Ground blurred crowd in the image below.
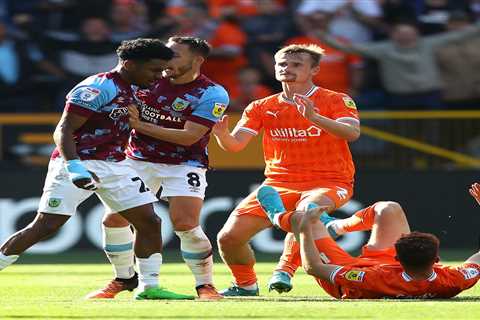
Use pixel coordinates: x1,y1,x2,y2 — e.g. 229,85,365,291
1,0,480,113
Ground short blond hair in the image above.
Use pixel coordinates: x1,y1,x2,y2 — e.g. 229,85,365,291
275,44,325,67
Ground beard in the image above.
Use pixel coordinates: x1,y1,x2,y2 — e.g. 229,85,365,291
171,61,194,78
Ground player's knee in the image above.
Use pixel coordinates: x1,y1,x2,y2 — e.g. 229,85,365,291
136,214,162,234
34,217,64,236
217,229,241,250
376,201,405,220
170,216,196,231
102,213,129,228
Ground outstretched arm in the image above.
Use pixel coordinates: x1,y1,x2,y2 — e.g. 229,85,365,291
212,115,255,152
465,183,480,264
299,210,341,281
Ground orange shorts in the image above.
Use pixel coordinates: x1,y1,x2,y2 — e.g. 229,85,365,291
232,180,353,219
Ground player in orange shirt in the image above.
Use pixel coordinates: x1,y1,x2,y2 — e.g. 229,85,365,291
255,184,480,299
212,44,360,296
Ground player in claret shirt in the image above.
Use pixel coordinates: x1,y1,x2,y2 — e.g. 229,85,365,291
86,36,229,300
0,38,194,300
212,44,360,296
256,184,480,299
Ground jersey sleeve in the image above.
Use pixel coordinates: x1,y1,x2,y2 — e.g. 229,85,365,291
331,266,380,291
234,100,263,136
450,263,480,291
189,85,230,128
328,93,360,123
65,77,117,117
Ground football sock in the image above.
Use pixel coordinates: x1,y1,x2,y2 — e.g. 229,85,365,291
136,253,162,291
331,206,376,234
175,226,214,287
229,264,257,287
0,252,19,271
103,226,135,279
275,234,301,276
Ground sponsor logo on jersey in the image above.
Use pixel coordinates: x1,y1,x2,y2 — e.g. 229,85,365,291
48,198,62,208
342,96,356,109
459,267,479,280
269,125,321,141
109,106,128,120
212,102,227,118
78,87,101,102
344,270,365,282
171,97,190,111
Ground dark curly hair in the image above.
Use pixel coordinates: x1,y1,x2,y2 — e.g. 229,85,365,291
168,36,211,58
395,231,440,270
116,38,173,61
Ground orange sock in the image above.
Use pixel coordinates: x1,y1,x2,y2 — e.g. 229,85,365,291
340,205,376,233
229,264,257,287
275,235,301,276
277,211,295,232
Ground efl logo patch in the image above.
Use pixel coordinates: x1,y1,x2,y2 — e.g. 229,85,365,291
344,270,365,282
459,267,479,280
78,87,101,102
212,103,227,118
48,198,62,208
171,97,190,111
342,96,356,109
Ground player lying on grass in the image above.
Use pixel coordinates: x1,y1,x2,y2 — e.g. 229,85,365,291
257,185,480,299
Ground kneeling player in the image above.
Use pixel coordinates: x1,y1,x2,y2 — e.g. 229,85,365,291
257,185,480,299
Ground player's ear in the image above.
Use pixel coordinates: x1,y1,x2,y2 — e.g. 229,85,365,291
394,255,399,262
123,60,136,71
434,256,440,263
311,65,320,76
194,55,205,66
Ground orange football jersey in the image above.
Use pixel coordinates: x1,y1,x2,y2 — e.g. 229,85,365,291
319,263,480,299
235,86,359,184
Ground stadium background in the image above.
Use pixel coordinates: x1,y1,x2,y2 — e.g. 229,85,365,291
1,0,480,261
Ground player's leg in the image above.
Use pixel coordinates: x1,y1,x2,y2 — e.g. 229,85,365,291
363,201,410,250
0,157,92,270
217,213,272,296
257,185,353,292
85,213,137,299
87,159,167,299
0,213,70,269
217,185,300,296
87,160,193,300
319,201,410,264
161,165,220,299
168,196,221,299
267,186,348,293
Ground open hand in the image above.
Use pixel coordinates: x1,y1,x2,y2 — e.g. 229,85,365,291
293,94,319,121
469,183,480,205
212,115,230,137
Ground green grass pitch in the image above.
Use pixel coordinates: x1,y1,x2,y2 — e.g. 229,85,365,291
2,259,480,319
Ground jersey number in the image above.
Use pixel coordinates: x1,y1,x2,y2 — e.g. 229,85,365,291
131,177,150,193
187,172,201,187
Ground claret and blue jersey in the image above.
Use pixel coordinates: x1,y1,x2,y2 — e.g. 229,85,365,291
51,71,136,162
126,74,229,168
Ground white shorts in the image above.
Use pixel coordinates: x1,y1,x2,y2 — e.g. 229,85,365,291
38,157,158,215
124,158,207,200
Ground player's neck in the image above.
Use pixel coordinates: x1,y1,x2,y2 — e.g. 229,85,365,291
404,268,435,281
117,67,133,86
169,70,201,85
281,81,316,100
